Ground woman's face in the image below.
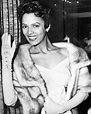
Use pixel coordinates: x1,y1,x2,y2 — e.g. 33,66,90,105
22,13,47,45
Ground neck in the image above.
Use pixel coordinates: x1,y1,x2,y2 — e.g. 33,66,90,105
30,36,53,54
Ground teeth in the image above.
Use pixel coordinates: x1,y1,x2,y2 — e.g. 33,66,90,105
29,36,34,37
28,37,36,41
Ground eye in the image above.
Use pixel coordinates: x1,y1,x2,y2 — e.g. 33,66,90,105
33,24,40,28
22,25,28,29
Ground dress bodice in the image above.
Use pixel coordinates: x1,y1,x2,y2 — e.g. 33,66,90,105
36,58,71,104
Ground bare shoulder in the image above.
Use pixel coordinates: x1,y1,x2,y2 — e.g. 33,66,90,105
57,47,69,58
53,42,69,57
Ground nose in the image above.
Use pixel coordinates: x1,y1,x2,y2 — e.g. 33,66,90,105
27,27,34,34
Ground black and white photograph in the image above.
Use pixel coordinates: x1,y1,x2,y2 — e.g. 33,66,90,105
0,0,91,114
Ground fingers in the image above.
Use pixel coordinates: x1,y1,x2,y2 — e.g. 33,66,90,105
8,34,11,46
12,40,16,50
2,33,16,48
2,33,10,45
1,33,6,45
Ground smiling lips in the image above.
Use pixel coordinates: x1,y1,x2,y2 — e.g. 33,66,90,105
28,36,37,41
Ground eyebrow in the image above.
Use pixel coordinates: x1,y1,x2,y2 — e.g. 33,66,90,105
22,22,40,25
22,23,27,26
22,22,41,26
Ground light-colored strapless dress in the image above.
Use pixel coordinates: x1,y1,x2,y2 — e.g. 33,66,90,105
36,58,71,114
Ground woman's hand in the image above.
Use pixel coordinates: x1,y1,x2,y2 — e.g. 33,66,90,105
1,33,16,68
44,95,64,114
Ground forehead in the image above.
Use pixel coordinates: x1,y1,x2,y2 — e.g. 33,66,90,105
22,13,44,25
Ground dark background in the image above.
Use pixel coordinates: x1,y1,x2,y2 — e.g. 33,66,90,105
20,0,91,45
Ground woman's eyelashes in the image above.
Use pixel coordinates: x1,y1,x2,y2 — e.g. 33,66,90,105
22,23,40,30
22,24,28,29
33,24,40,28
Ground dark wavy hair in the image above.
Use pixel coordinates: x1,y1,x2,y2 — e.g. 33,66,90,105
18,0,52,28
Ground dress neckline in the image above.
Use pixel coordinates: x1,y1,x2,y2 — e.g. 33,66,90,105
35,57,68,70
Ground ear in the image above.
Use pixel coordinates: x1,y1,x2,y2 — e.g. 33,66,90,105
46,24,51,32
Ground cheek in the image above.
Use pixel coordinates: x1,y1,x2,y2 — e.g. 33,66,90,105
38,28,46,35
22,29,27,35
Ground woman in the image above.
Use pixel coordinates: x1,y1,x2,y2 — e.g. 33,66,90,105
1,1,91,114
